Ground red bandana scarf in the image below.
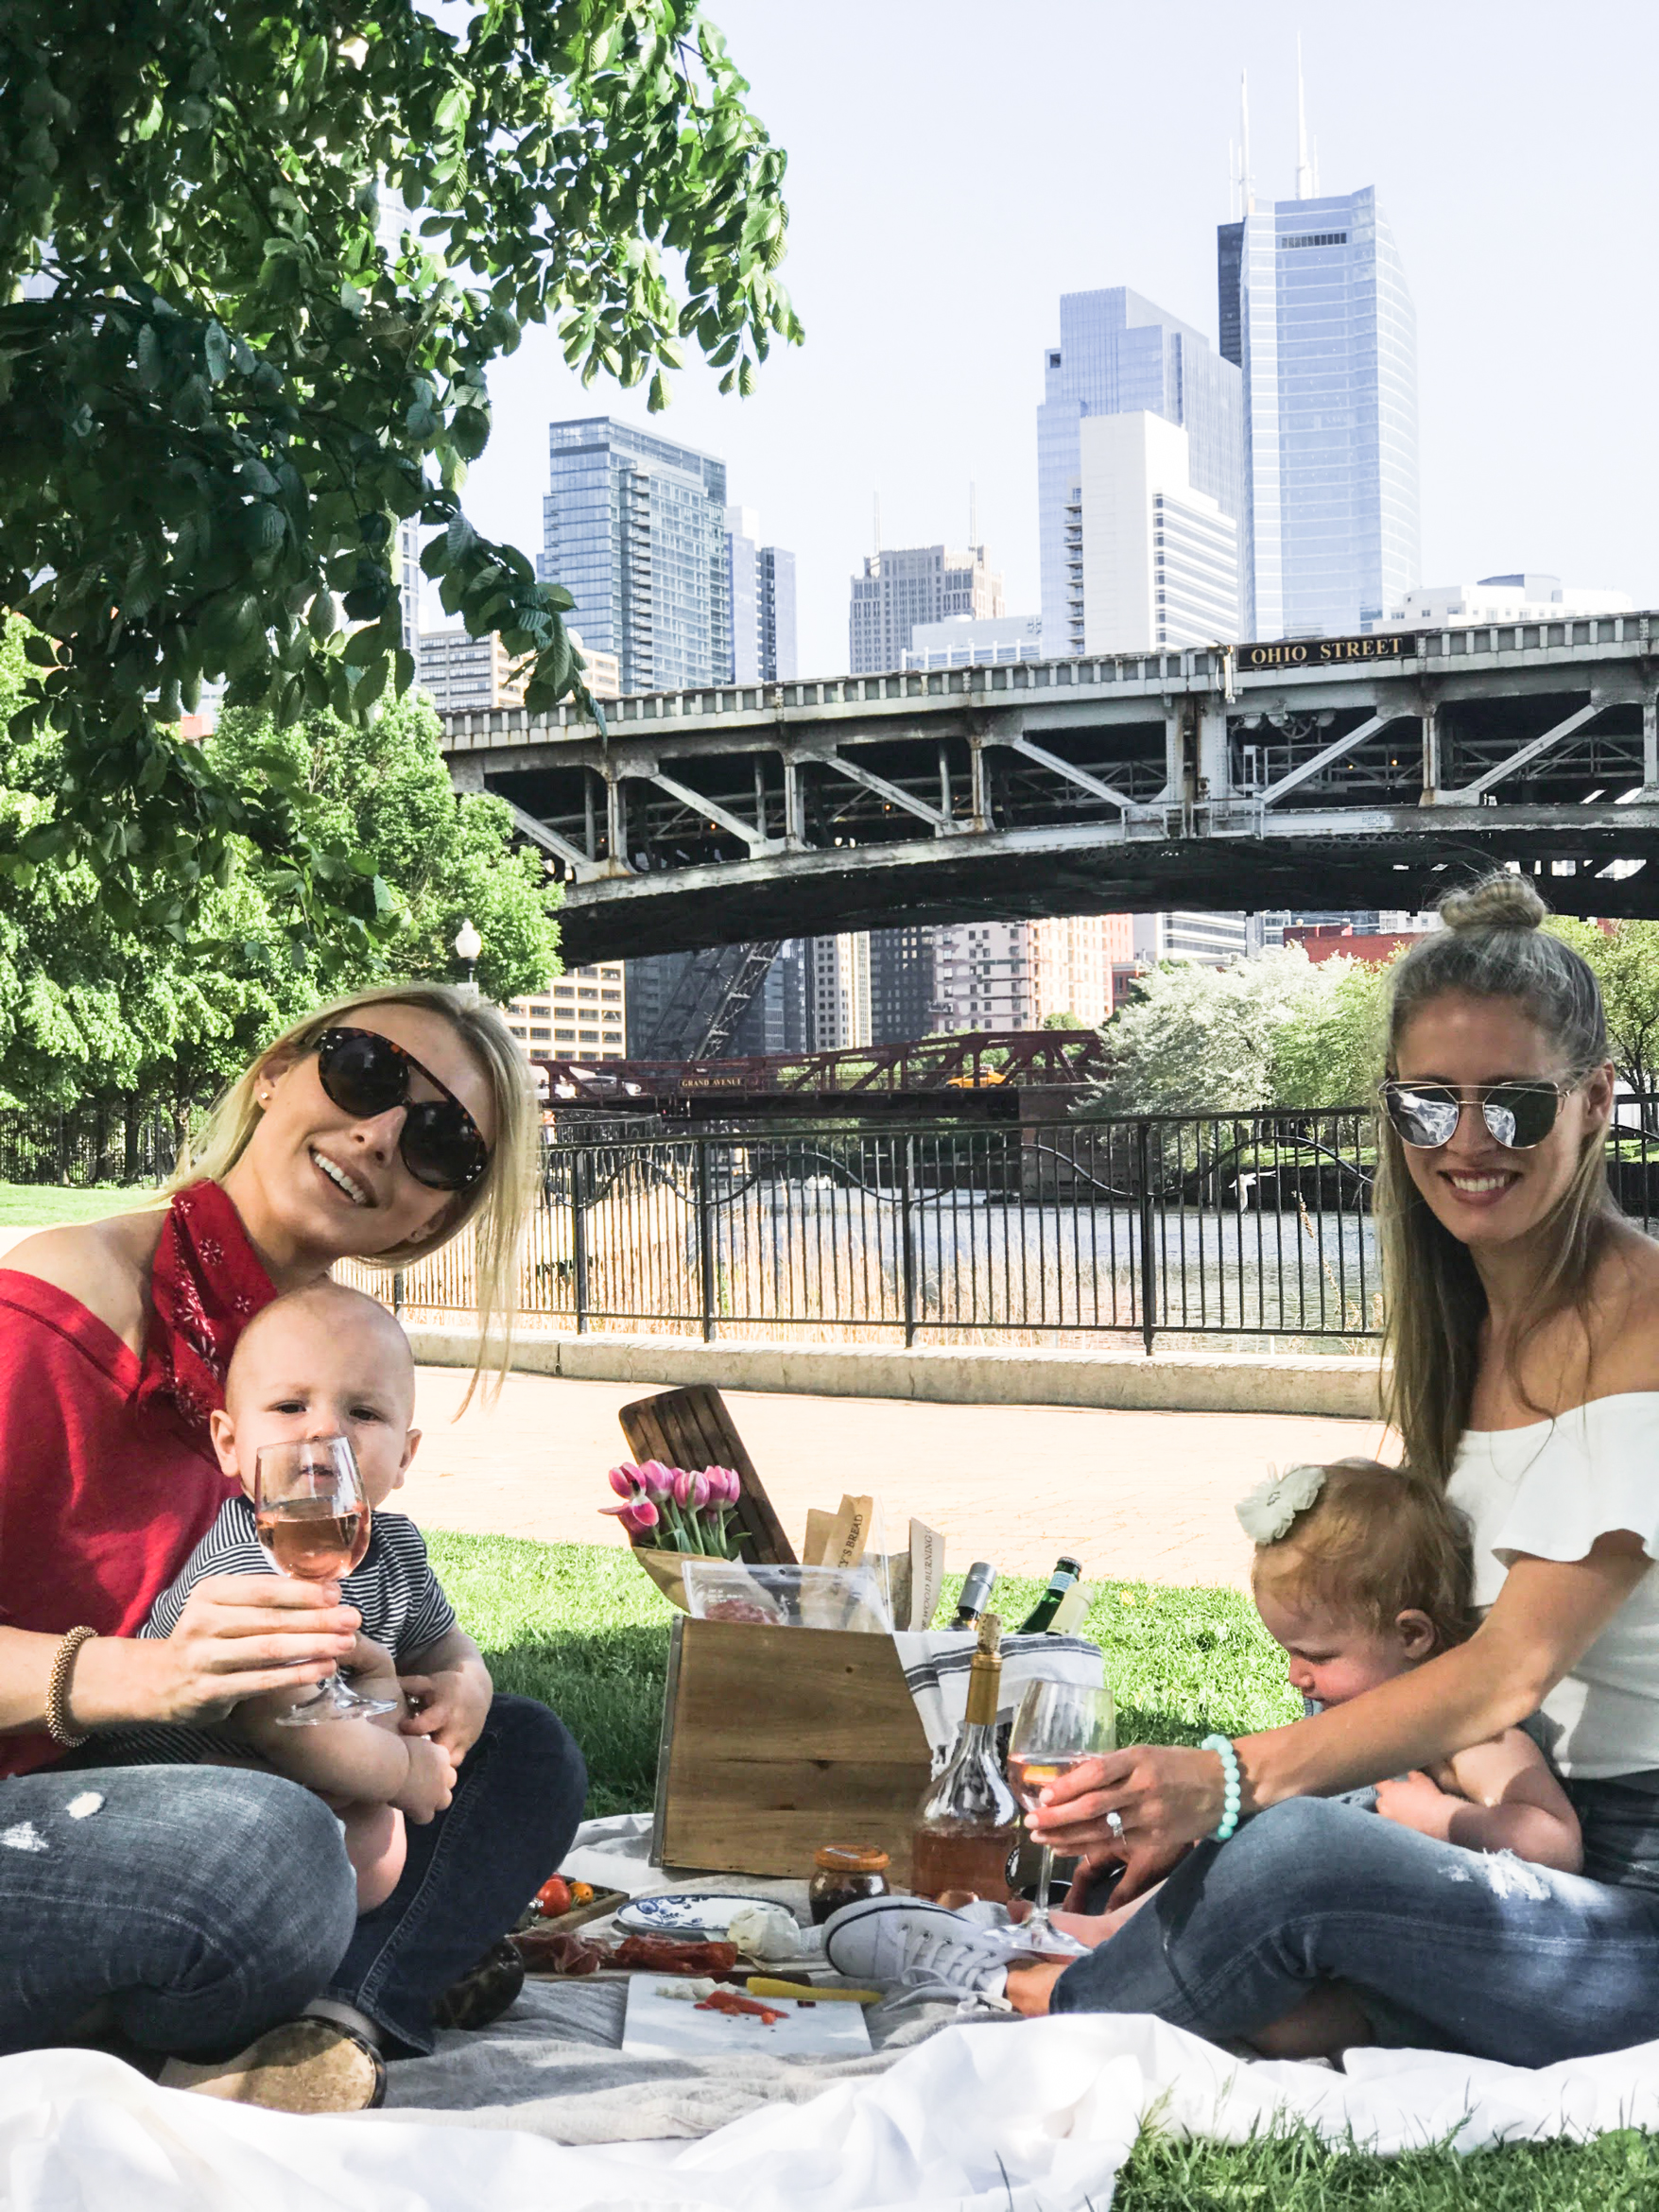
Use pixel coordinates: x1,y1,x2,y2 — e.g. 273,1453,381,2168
135,1181,278,1443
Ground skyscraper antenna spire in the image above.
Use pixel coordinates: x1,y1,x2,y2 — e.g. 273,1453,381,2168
1238,70,1254,215
969,480,978,552
1295,36,1313,200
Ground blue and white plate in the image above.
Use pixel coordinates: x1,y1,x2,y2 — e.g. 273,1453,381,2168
614,1891,785,1939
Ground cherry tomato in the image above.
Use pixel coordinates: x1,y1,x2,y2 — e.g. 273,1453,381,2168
535,1875,573,1917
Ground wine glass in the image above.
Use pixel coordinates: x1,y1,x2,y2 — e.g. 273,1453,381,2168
252,1436,397,1726
1007,1678,1116,1951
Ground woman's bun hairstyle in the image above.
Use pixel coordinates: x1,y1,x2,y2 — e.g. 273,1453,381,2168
1436,872,1549,935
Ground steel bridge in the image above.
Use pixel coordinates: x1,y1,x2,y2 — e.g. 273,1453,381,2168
441,615,1659,964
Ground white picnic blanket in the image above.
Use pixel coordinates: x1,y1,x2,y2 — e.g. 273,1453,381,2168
9,2013,1659,2211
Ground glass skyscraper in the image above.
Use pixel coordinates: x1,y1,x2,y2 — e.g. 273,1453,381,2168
724,507,798,682
1217,187,1420,639
1036,288,1243,654
541,417,729,693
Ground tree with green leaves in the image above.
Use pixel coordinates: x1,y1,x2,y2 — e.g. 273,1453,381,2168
210,691,562,1004
0,2,799,957
1088,946,1390,1115
0,621,560,1149
1547,919,1659,1094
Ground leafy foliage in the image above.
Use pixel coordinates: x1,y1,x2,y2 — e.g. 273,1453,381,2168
0,1,799,945
1090,947,1391,1115
0,623,559,1121
1547,919,1659,1090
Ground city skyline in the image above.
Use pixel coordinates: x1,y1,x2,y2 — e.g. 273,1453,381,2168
456,0,1658,682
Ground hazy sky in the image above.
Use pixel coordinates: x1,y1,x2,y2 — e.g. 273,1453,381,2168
456,0,1659,680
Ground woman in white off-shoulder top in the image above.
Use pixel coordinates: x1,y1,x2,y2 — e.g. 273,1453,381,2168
1012,872,1659,2062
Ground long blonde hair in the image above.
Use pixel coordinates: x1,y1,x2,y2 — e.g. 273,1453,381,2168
1377,873,1617,1484
170,982,538,1395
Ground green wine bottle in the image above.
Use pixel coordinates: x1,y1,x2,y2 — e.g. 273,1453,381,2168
1015,1555,1082,1635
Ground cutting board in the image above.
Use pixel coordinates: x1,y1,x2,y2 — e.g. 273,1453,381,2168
621,1975,872,2059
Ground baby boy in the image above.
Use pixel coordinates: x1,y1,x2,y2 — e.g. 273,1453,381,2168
126,1280,492,1910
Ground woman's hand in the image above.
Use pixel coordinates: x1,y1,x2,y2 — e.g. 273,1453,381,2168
118,1573,361,1725
1027,1744,1230,1867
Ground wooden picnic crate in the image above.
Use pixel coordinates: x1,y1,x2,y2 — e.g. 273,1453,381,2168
619,1383,797,1565
651,1616,934,1884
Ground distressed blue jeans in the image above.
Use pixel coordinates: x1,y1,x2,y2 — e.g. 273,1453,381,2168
0,1762,357,2059
9,1692,587,2062
1050,1785,1659,2065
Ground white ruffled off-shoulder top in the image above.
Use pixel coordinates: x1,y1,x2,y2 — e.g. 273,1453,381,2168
1448,1393,1659,1779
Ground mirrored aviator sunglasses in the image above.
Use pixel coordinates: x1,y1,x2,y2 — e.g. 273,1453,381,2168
312,1028,491,1193
1378,1078,1574,1153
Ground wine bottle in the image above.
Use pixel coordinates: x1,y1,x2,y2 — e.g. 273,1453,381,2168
1046,1580,1090,1636
910,1613,1021,1900
1016,1555,1082,1635
951,1561,997,1630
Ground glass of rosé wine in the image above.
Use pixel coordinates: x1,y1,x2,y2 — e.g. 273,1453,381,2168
1007,1679,1116,1950
253,1436,397,1725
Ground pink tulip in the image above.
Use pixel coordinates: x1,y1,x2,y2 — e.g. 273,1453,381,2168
636,1460,674,1500
674,1468,711,1512
598,1498,660,1535
714,1466,742,1504
608,1465,643,1498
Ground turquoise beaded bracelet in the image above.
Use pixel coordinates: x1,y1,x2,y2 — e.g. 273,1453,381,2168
1201,1734,1242,1841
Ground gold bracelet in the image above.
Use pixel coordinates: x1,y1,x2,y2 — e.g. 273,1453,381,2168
45,1626,97,1750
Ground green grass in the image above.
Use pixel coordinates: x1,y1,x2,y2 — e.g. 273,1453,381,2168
0,1182,158,1227
429,1532,1650,2202
1114,2124,1659,2208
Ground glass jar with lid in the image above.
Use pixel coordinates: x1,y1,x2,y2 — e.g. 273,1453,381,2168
807,1844,890,1925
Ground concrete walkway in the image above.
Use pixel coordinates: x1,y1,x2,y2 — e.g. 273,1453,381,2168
402,1365,1391,1591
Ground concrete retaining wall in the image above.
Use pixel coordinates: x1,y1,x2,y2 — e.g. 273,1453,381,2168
404,1326,1387,1421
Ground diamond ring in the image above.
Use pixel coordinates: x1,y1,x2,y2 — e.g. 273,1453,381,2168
1107,1810,1125,1839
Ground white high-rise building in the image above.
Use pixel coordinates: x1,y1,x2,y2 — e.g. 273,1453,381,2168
931,922,1031,1032
808,935,872,1048
1075,413,1239,655
1132,912,1263,967
1375,576,1633,631
903,613,1045,670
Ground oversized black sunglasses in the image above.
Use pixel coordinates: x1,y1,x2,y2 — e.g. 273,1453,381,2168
309,1027,490,1193
1377,1075,1585,1153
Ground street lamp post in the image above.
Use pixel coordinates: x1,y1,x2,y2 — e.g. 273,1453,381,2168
454,918,482,1001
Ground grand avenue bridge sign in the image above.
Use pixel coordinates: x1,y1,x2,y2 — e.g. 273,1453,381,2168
440,616,1659,965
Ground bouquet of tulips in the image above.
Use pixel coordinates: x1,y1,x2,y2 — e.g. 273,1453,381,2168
601,1460,745,1560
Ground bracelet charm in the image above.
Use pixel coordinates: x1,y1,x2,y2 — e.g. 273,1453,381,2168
45,1626,97,1750
1201,1733,1243,1841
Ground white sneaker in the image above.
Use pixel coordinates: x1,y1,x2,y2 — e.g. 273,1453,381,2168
822,1896,1011,2005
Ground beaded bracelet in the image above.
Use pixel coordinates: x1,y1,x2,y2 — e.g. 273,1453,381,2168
1201,1733,1243,1841
45,1626,97,1750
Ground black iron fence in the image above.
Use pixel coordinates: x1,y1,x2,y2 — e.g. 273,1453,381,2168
365,1111,1389,1351
26,1098,1659,1354
0,1107,180,1188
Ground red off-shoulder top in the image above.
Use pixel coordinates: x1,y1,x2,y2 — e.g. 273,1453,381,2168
0,1180,275,1777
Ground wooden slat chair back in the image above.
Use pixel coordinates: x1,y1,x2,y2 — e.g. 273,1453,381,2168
618,1384,797,1565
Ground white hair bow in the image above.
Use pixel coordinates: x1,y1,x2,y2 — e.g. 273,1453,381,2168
1236,1464,1327,1547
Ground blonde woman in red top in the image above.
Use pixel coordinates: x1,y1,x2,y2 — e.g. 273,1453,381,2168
0,985,584,2110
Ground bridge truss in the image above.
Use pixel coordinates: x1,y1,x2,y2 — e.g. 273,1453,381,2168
441,616,1659,963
